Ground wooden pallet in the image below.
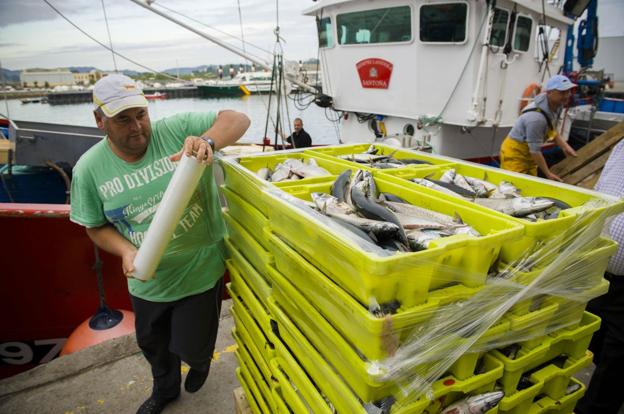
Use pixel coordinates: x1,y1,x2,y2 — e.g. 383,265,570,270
551,121,624,189
234,387,252,414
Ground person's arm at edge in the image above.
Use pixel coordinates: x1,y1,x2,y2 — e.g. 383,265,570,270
86,224,138,278
553,132,577,157
530,151,562,182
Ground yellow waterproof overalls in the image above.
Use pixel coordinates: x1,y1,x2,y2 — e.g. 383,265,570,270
500,108,556,176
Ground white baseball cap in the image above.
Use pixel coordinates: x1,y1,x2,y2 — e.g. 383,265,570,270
93,74,148,117
545,74,576,92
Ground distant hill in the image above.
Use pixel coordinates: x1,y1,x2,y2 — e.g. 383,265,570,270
162,65,212,75
68,66,99,73
1,68,21,83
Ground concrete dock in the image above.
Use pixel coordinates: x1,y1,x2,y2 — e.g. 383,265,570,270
0,300,238,414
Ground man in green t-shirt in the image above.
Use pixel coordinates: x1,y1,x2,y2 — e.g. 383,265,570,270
70,74,250,414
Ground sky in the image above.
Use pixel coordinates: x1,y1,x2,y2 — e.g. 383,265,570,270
0,0,320,72
1,0,622,73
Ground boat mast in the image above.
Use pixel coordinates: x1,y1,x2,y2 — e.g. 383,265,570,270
128,0,318,94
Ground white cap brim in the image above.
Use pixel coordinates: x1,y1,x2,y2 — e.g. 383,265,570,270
97,94,149,117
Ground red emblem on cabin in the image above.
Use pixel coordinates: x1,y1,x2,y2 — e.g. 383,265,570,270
356,58,393,89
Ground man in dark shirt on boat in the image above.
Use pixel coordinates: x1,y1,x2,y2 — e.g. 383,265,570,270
70,74,250,414
286,118,312,148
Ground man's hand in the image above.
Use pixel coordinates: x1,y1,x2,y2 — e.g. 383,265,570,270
122,248,139,280
546,171,563,182
170,136,213,165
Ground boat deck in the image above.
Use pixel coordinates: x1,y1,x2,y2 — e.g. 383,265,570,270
0,300,238,414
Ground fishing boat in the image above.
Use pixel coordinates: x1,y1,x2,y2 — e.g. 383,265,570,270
144,91,167,100
302,0,615,160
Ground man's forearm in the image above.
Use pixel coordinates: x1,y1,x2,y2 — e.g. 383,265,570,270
530,151,551,176
86,224,136,258
203,110,251,150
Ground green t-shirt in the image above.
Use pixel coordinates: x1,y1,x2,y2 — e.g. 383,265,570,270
70,112,227,302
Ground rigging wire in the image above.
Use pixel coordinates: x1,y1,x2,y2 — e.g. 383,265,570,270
538,0,552,81
236,0,247,57
100,0,118,72
153,2,273,60
43,0,179,80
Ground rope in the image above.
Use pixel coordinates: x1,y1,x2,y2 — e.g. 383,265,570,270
43,0,179,80
100,0,118,72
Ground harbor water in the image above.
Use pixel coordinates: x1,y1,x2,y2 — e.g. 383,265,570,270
1,95,341,145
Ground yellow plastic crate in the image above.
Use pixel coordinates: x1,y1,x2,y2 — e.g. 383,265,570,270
497,351,592,414
490,312,600,396
223,212,274,278
231,307,274,384
222,185,270,250
268,233,481,360
233,330,276,413
236,349,274,414
226,275,271,337
268,296,504,412
271,384,298,414
236,368,264,414
268,178,524,307
378,166,624,262
528,378,586,414
305,143,456,171
226,246,272,309
270,357,333,414
220,151,355,216
270,267,507,402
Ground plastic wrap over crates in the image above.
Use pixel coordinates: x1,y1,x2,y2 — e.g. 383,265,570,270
219,151,623,413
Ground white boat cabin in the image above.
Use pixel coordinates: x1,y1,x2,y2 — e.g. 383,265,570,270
304,0,573,159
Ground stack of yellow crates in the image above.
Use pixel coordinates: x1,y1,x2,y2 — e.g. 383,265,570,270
219,144,622,414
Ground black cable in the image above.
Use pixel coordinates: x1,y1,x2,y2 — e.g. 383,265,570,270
43,0,179,80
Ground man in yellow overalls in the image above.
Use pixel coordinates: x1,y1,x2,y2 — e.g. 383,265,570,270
500,75,577,181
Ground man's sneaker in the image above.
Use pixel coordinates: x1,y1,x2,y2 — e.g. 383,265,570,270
136,394,179,414
184,368,210,393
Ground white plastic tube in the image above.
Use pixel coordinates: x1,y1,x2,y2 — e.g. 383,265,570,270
132,154,206,280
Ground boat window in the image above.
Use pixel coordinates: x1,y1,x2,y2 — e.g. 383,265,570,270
420,3,467,43
337,6,412,45
513,15,533,52
489,8,509,47
317,17,334,48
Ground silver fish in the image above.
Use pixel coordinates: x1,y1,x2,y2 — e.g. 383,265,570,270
452,173,477,197
411,178,466,199
351,181,408,244
406,229,449,250
474,197,554,217
269,162,291,182
339,153,389,163
312,193,400,239
465,173,498,194
256,167,271,181
285,158,331,179
463,176,492,197
440,391,504,414
331,170,352,203
384,201,462,228
307,157,319,167
440,169,456,183
490,180,521,199
394,212,451,230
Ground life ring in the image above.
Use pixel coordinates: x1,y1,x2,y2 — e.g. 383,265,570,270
519,82,542,113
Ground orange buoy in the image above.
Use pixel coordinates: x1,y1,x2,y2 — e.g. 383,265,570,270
61,308,135,356
61,245,135,356
519,82,542,113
